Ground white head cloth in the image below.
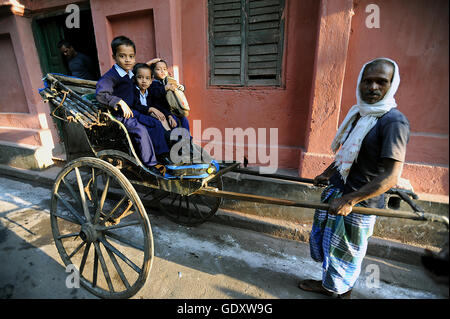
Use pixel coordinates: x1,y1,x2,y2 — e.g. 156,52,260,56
331,57,400,182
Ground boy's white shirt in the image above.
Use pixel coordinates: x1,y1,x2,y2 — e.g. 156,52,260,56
114,63,133,79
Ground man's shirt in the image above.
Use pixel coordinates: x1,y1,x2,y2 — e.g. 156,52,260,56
68,52,96,80
330,108,410,208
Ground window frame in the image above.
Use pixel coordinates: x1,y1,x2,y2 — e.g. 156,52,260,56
208,0,286,87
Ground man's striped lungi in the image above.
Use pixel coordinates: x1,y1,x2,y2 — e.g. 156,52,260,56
309,185,377,294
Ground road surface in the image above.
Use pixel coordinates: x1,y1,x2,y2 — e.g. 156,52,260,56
0,175,448,300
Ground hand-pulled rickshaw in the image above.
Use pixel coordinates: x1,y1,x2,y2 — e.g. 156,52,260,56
39,74,448,299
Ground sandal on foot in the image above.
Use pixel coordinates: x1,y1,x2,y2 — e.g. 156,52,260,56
298,280,352,299
298,280,334,297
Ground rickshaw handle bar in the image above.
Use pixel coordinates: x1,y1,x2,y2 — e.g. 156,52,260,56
195,188,449,228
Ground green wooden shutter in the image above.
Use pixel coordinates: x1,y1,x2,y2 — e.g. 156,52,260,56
247,0,285,85
209,0,285,86
209,0,243,85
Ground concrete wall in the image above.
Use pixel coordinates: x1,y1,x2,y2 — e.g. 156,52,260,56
298,0,354,178
0,33,28,113
181,0,320,169
0,0,448,196
89,0,321,171
90,0,183,80
341,0,449,195
0,11,55,169
299,0,449,196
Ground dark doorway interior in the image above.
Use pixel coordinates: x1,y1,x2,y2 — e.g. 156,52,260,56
32,6,101,158
33,8,100,80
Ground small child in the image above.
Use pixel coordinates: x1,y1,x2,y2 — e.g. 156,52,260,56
133,63,171,131
132,63,172,164
95,36,163,174
149,60,190,133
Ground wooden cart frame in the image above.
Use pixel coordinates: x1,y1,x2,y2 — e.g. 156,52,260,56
39,74,448,299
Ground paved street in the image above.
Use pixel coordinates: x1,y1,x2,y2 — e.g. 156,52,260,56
0,175,448,300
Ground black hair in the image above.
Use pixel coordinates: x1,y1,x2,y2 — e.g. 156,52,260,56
364,59,395,81
57,40,73,49
111,36,136,56
132,63,152,83
149,59,167,72
366,59,394,70
149,59,167,78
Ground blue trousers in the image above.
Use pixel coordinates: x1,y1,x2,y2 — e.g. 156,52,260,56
135,113,170,155
117,113,157,167
169,116,192,145
177,116,190,132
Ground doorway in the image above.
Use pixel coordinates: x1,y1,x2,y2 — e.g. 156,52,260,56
32,4,101,159
32,5,100,79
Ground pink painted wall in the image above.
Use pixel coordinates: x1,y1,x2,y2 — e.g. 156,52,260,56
0,33,28,113
90,0,182,78
180,0,320,168
107,9,157,64
299,0,354,179
342,0,449,161
23,0,86,12
340,0,449,193
2,0,446,194
0,13,57,149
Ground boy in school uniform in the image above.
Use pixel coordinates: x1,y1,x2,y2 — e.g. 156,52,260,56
95,36,164,174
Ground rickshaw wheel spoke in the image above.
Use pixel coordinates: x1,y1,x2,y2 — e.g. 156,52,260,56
156,177,223,226
50,157,154,299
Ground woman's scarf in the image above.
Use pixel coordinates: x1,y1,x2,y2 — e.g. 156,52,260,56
331,58,400,182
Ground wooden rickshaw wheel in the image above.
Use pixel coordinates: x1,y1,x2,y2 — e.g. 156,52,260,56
50,157,153,299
